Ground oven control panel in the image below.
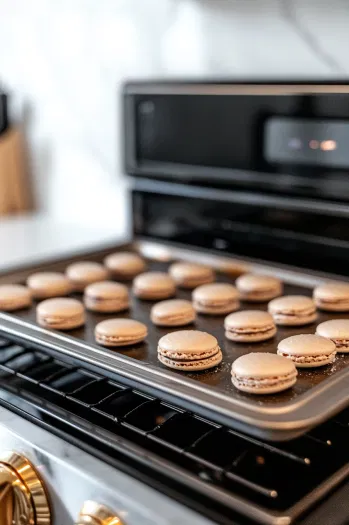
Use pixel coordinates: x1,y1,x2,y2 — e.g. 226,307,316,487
0,406,212,525
124,81,349,202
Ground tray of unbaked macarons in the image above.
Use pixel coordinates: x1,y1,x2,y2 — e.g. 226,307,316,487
1,246,349,439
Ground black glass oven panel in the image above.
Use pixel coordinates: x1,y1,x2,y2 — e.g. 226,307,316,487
127,89,349,199
133,191,349,276
135,94,349,170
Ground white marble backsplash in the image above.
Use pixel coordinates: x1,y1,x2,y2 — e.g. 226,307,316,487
0,0,348,227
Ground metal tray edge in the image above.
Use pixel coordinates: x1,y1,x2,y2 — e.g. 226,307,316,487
1,313,349,442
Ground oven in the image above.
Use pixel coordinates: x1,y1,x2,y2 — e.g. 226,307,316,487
1,81,349,525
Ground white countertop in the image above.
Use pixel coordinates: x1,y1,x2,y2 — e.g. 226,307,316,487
0,213,129,273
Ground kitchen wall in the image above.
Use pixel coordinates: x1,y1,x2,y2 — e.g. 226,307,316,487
0,0,348,227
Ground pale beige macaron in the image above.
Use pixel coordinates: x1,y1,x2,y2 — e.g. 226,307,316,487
84,281,129,313
277,334,336,368
313,282,349,312
37,298,85,330
225,310,276,343
316,319,349,353
151,299,196,327
66,261,109,292
133,272,176,300
104,251,146,280
95,318,147,347
157,330,222,371
232,353,297,394
169,262,215,289
27,272,72,299
236,274,283,302
268,295,317,326
0,284,32,311
193,283,239,315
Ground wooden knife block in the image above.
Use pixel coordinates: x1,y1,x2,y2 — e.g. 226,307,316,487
0,127,33,216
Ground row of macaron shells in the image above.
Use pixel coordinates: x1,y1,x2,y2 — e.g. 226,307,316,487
33,257,349,395
1,253,349,395
1,251,349,316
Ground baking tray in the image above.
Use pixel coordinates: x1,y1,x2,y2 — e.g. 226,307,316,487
1,240,349,442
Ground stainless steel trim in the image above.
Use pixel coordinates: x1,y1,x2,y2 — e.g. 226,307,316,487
124,82,349,96
136,239,348,289
133,178,349,218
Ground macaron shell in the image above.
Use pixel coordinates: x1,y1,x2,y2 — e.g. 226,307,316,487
239,289,282,302
225,310,275,329
96,333,146,347
95,318,147,347
38,315,85,331
169,263,215,289
84,296,129,313
225,326,276,342
151,299,195,326
236,274,282,302
316,319,349,352
316,319,349,338
313,282,349,311
194,301,239,315
158,349,222,371
84,281,129,312
315,299,349,312
85,281,128,298
158,347,219,361
277,334,336,356
231,353,297,394
133,272,176,300
193,283,239,314
282,355,336,368
224,310,276,342
37,298,85,330
277,334,336,367
104,252,146,279
66,262,109,291
268,295,316,314
27,272,72,298
231,375,297,394
271,311,317,326
236,273,282,291
178,277,214,289
158,330,218,355
0,284,32,311
232,352,296,379
193,282,239,300
314,282,349,299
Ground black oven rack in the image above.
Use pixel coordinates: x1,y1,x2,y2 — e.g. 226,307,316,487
0,336,349,525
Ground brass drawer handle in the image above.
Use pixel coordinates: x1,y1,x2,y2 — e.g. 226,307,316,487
0,451,51,525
